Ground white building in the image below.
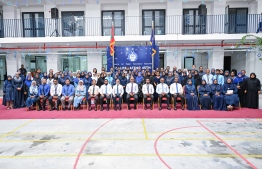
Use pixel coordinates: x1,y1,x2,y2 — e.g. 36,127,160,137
0,0,262,80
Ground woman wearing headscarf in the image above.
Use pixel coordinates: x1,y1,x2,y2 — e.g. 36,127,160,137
211,68,216,76
222,78,239,111
83,73,92,99
220,69,224,76
242,73,261,109
165,72,174,87
210,79,225,110
198,80,212,110
185,79,199,110
80,71,85,78
73,80,86,110
12,72,24,108
74,73,81,87
97,73,105,87
58,73,66,86
3,75,14,109
194,70,202,89
23,75,32,102
182,73,194,87
180,71,187,86
64,71,69,79
17,69,25,82
68,73,75,86
42,72,48,80
233,72,246,107
25,81,38,110
34,73,42,87
224,70,230,83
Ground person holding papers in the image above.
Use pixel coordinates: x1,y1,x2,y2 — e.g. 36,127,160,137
222,78,239,111
99,79,112,111
142,78,154,110
156,78,171,110
170,77,184,110
112,79,124,110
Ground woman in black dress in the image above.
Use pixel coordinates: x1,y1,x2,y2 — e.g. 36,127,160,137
12,72,24,108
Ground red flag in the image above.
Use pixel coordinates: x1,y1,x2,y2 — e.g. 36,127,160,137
110,22,115,57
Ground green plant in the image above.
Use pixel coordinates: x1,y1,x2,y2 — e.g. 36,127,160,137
237,34,262,48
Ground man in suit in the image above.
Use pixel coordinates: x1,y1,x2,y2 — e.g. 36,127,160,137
156,78,171,110
142,78,154,110
99,79,112,111
170,77,184,110
88,79,100,111
112,79,124,110
126,77,138,110
202,69,213,85
36,78,50,111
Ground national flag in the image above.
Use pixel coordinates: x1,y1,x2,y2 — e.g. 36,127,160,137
110,22,115,57
150,22,156,57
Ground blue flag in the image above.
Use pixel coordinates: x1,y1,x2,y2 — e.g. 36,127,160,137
150,26,156,57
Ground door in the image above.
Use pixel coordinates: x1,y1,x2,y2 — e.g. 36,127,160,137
22,13,45,37
0,55,7,81
62,11,85,37
224,56,231,71
224,6,229,33
35,56,47,73
228,8,248,34
159,54,164,69
184,57,195,70
183,9,204,34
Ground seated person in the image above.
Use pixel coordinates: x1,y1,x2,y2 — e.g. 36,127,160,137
61,79,75,111
126,77,138,110
87,79,100,111
36,78,50,111
170,77,184,110
185,79,199,110
210,79,225,110
198,80,212,110
26,81,38,110
222,78,240,111
112,79,124,110
73,80,86,110
156,77,171,110
48,78,62,111
142,78,154,110
99,79,112,111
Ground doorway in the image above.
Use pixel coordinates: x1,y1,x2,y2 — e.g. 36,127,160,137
184,57,195,70
25,55,47,74
224,56,231,71
0,55,7,82
159,54,164,69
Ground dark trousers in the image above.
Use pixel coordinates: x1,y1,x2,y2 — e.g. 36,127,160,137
126,94,138,107
113,95,122,107
158,94,170,107
88,96,99,107
48,96,61,109
36,96,49,109
143,94,154,107
100,94,111,108
172,94,184,107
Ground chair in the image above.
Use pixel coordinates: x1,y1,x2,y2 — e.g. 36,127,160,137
171,96,182,109
111,97,123,109
158,97,168,108
59,97,73,110
36,98,49,110
87,97,97,110
100,97,112,109
72,97,87,110
126,97,137,109
143,97,154,109
49,98,59,111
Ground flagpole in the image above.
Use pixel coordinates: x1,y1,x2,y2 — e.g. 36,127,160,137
152,21,154,71
112,21,115,70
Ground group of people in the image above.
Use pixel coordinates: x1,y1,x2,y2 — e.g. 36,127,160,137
2,64,261,111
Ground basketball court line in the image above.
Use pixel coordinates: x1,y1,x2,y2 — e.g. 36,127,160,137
141,118,149,140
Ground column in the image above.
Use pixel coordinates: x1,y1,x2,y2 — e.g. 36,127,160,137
165,49,182,70
6,53,19,76
208,47,224,69
127,2,140,35
87,53,102,73
257,1,262,14
86,3,101,36
211,0,226,15
245,52,262,81
46,54,59,73
166,0,182,34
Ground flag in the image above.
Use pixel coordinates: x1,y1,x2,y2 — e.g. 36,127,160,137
110,22,115,57
150,22,156,57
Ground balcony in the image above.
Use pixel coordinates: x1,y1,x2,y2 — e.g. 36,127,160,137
0,14,261,38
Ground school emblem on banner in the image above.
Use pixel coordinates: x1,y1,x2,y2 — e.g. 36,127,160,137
127,49,138,62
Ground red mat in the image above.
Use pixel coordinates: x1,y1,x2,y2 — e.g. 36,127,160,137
0,98,261,119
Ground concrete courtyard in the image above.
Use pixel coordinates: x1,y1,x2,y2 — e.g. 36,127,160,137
0,118,261,169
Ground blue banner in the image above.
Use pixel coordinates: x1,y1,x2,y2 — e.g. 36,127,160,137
107,46,159,72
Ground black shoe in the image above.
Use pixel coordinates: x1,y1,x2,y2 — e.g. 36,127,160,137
68,108,71,111
100,107,103,111
167,107,171,110
128,106,131,110
181,107,184,110
56,108,59,111
119,107,122,110
43,108,46,111
49,108,53,111
106,107,109,111
159,107,162,110
62,108,66,111
88,107,92,111
174,107,177,110
114,107,117,111
52,107,55,110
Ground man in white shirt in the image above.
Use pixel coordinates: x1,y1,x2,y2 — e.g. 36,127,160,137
88,79,100,111
48,78,62,111
156,78,171,110
202,69,213,85
112,79,124,110
99,79,112,111
170,77,184,110
142,78,154,110
126,77,138,110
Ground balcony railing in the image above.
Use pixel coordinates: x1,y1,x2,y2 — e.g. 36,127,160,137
0,14,261,38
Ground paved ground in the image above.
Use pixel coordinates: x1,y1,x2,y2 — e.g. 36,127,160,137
0,118,262,169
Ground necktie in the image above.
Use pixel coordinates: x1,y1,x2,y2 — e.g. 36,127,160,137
92,86,95,95
176,83,178,94
105,85,107,94
147,84,149,93
55,85,57,95
162,83,164,92
117,85,119,95
207,75,209,85
42,84,45,95
131,83,133,93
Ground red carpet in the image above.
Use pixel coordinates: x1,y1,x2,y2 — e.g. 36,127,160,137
0,100,261,119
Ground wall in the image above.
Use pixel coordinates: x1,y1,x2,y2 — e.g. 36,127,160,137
87,53,102,73
225,51,246,73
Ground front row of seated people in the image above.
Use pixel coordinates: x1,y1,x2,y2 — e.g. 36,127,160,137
25,76,240,111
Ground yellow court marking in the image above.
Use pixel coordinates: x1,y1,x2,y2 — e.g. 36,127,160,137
0,154,261,158
141,119,149,140
1,137,262,142
0,119,35,140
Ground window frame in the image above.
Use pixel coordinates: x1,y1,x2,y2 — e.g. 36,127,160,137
142,9,166,35
22,12,45,37
101,10,125,36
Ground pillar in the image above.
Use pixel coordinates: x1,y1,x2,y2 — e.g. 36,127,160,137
208,47,224,69
211,0,226,15
46,54,59,73
86,3,101,36
166,0,182,34
127,2,140,35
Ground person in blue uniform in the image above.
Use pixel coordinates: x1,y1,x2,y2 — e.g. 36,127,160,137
198,80,212,110
3,75,14,109
12,72,24,108
222,78,239,111
185,79,199,110
210,79,225,110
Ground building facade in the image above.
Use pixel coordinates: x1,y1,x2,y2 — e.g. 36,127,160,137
0,0,262,80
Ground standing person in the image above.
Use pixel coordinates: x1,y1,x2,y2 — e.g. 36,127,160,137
61,79,75,111
48,79,62,111
19,64,27,76
83,73,92,99
87,79,100,111
230,71,236,81
241,70,249,79
47,73,54,87
210,79,225,111
198,66,205,77
36,78,50,111
99,79,112,111
153,71,161,102
233,72,246,107
185,79,199,110
170,77,184,110
144,71,154,85
58,73,66,86
112,79,124,110
97,73,105,87
220,69,224,76
243,73,261,109
136,72,144,104
126,77,138,110
120,72,127,103
213,69,224,85
34,73,42,87
105,72,113,86
26,81,38,110
74,73,81,87
202,69,213,85
12,72,24,109
3,75,14,109
142,78,154,110
211,68,216,76
23,76,32,103
194,70,202,89
165,72,174,88
73,80,86,110
198,80,212,110
224,70,230,83
222,78,239,111
156,78,171,110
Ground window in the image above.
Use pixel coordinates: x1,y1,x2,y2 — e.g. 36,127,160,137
22,12,45,37
61,11,85,37
183,9,206,34
61,55,87,72
102,11,125,36
225,7,248,34
102,55,107,70
142,10,165,35
184,57,195,70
